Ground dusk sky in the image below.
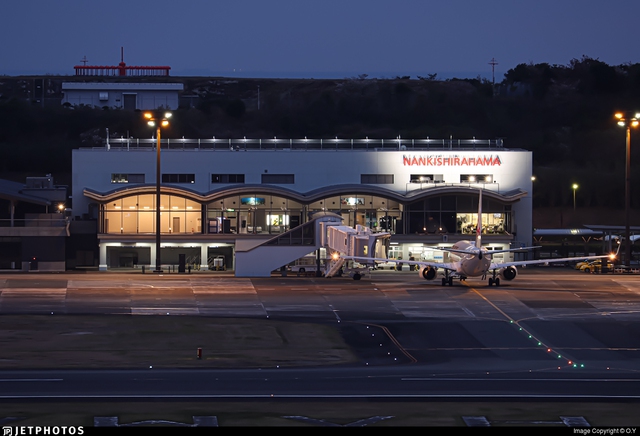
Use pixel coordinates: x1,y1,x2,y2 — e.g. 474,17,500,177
3,1,640,79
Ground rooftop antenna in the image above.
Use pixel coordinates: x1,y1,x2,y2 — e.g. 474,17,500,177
118,47,126,76
80,56,88,66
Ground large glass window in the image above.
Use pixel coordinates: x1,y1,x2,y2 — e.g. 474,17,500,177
405,194,511,235
307,194,401,234
103,194,201,234
206,194,303,235
204,193,401,235
458,212,506,235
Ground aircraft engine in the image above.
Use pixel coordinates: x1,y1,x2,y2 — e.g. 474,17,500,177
500,266,518,281
420,265,437,280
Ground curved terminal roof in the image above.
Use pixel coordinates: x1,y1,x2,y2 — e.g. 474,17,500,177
84,184,528,205
0,178,52,206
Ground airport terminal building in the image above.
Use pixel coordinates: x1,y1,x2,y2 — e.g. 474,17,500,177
71,137,533,273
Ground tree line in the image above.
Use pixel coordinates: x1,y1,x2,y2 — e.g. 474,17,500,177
0,56,638,209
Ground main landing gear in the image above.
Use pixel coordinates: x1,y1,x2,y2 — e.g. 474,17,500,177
441,277,453,286
441,271,463,286
441,272,469,286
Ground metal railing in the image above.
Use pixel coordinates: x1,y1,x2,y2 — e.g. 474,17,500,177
97,137,504,152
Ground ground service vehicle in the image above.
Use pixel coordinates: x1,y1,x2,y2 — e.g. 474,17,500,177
580,261,614,273
290,256,322,275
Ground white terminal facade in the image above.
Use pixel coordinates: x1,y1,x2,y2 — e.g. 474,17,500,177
71,138,533,274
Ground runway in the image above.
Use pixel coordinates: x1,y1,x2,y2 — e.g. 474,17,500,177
4,269,640,427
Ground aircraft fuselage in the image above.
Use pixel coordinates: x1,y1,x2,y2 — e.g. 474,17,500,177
448,240,491,278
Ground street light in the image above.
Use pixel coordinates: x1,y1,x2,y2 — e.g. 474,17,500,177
572,183,578,210
144,111,172,273
615,112,639,268
531,176,536,209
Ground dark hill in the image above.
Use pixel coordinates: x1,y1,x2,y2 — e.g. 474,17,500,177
1,56,639,222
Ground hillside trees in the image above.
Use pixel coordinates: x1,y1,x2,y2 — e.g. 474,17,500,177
1,58,640,209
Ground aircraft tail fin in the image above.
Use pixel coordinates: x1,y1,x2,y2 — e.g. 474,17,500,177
476,189,483,248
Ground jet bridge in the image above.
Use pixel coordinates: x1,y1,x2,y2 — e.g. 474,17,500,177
322,223,391,279
234,212,390,278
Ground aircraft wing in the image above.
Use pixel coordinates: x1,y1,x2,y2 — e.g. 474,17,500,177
487,246,542,255
489,253,616,270
424,245,541,256
341,255,453,271
603,235,640,242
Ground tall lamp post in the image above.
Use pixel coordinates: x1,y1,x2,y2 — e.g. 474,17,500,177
615,112,639,268
572,183,578,210
144,111,172,273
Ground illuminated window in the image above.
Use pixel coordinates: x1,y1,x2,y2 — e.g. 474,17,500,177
460,174,493,183
111,174,145,184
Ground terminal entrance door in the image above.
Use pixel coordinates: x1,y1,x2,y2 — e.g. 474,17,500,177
123,93,137,110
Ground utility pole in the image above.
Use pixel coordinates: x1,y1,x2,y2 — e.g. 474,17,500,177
489,58,498,96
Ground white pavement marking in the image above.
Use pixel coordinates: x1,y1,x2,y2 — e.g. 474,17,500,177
131,308,200,315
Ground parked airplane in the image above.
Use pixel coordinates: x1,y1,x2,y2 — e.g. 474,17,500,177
341,189,618,286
